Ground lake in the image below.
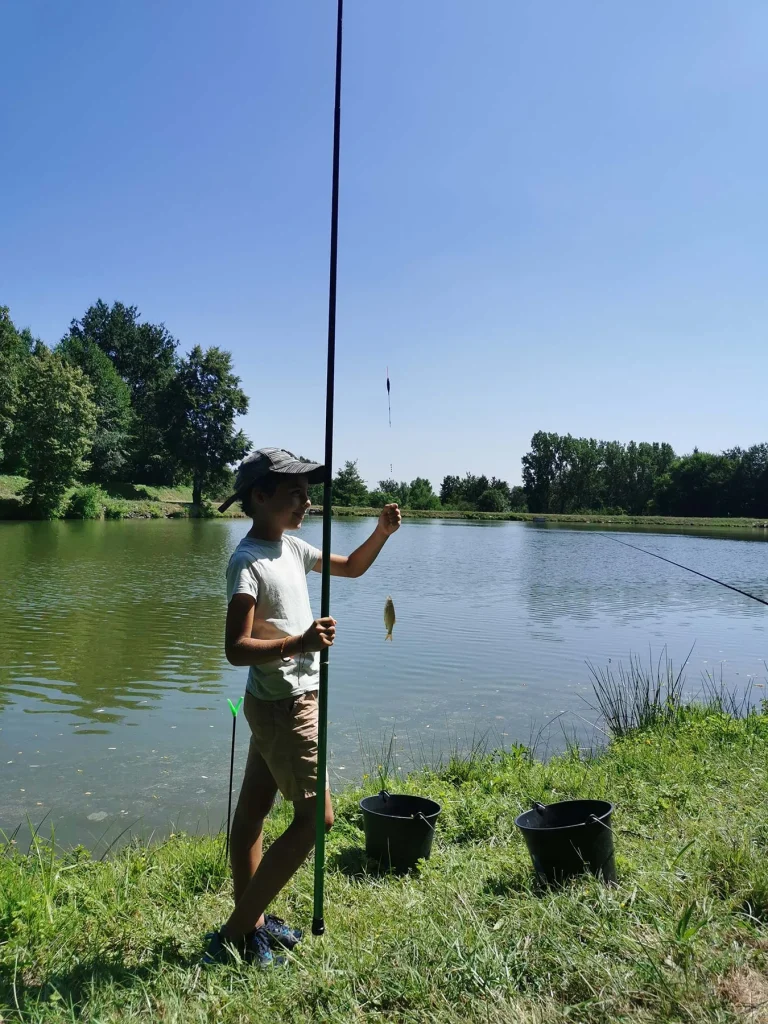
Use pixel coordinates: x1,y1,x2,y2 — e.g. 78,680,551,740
1,517,766,849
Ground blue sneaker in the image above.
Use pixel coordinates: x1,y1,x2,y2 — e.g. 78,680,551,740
264,914,302,950
202,927,284,967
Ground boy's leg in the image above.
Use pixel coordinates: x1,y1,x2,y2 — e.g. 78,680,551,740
222,789,333,940
230,742,278,905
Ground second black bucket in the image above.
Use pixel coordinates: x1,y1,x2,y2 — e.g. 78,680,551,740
515,799,617,884
360,791,441,872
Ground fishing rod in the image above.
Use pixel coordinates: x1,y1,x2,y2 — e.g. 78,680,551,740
224,696,243,860
313,0,344,939
600,533,768,607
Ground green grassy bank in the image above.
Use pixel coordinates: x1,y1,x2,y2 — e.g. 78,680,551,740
0,476,242,520
3,475,767,527
2,703,767,1022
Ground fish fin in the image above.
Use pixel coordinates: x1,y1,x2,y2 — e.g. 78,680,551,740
385,633,393,641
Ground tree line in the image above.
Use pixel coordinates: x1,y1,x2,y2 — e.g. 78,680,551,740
3,301,765,521
0,301,247,517
522,430,768,518
314,462,528,513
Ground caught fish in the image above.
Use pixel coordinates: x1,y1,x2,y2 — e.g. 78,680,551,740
384,595,396,641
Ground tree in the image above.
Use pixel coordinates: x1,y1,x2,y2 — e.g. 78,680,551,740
57,334,133,481
509,486,527,511
523,432,567,512
378,479,410,507
440,475,462,507
0,306,32,466
167,345,250,506
408,477,440,510
15,346,97,518
65,300,180,482
654,452,737,517
477,488,509,512
332,461,368,506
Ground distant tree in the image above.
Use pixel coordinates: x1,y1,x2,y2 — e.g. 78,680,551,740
408,477,440,510
509,485,528,512
332,461,369,506
15,346,97,518
57,334,133,482
477,488,509,512
65,300,180,482
653,451,737,518
166,346,250,506
522,431,559,513
367,489,393,508
440,474,462,507
378,479,410,507
0,306,33,467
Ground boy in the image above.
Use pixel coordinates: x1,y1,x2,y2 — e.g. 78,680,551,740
204,448,400,966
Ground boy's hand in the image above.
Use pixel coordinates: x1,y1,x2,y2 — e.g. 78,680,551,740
301,617,337,652
377,503,401,536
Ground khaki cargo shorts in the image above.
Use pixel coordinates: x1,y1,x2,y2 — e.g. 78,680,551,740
243,690,329,802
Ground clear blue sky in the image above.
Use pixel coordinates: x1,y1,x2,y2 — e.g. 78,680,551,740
3,1,766,488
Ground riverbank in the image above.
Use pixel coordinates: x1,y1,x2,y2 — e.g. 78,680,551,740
319,506,768,529
2,475,767,528
2,703,767,1023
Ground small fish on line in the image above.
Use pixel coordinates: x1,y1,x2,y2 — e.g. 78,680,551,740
384,595,396,641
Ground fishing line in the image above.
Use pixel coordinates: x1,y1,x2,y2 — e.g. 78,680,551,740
386,368,393,475
599,533,768,607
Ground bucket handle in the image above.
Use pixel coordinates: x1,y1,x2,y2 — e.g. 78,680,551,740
416,812,435,832
532,801,547,815
589,814,651,841
379,790,391,801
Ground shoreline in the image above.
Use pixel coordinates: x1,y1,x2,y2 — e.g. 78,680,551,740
2,474,766,529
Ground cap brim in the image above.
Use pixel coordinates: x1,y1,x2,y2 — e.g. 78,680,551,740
217,462,325,513
217,493,240,513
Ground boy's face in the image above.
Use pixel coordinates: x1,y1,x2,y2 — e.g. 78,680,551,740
251,475,311,532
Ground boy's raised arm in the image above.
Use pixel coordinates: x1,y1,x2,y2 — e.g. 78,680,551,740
313,503,401,579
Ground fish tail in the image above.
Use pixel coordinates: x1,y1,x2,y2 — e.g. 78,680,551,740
385,632,393,641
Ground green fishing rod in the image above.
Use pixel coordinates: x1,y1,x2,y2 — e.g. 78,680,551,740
313,0,344,938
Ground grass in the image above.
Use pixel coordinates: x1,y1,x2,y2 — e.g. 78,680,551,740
0,476,243,520
2,696,768,1022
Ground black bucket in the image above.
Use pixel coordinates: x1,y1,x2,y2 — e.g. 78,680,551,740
359,791,441,872
515,799,617,885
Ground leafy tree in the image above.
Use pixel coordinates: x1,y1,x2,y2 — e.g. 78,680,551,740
0,306,33,466
332,461,369,506
378,479,410,507
65,300,180,482
654,452,737,517
367,489,393,508
408,477,440,510
57,334,133,481
166,346,250,506
509,485,527,511
440,475,462,507
15,346,97,518
522,431,560,513
477,488,509,512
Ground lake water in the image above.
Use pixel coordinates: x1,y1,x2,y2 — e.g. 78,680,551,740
1,517,766,849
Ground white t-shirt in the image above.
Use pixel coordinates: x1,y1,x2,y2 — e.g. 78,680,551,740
226,533,321,700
